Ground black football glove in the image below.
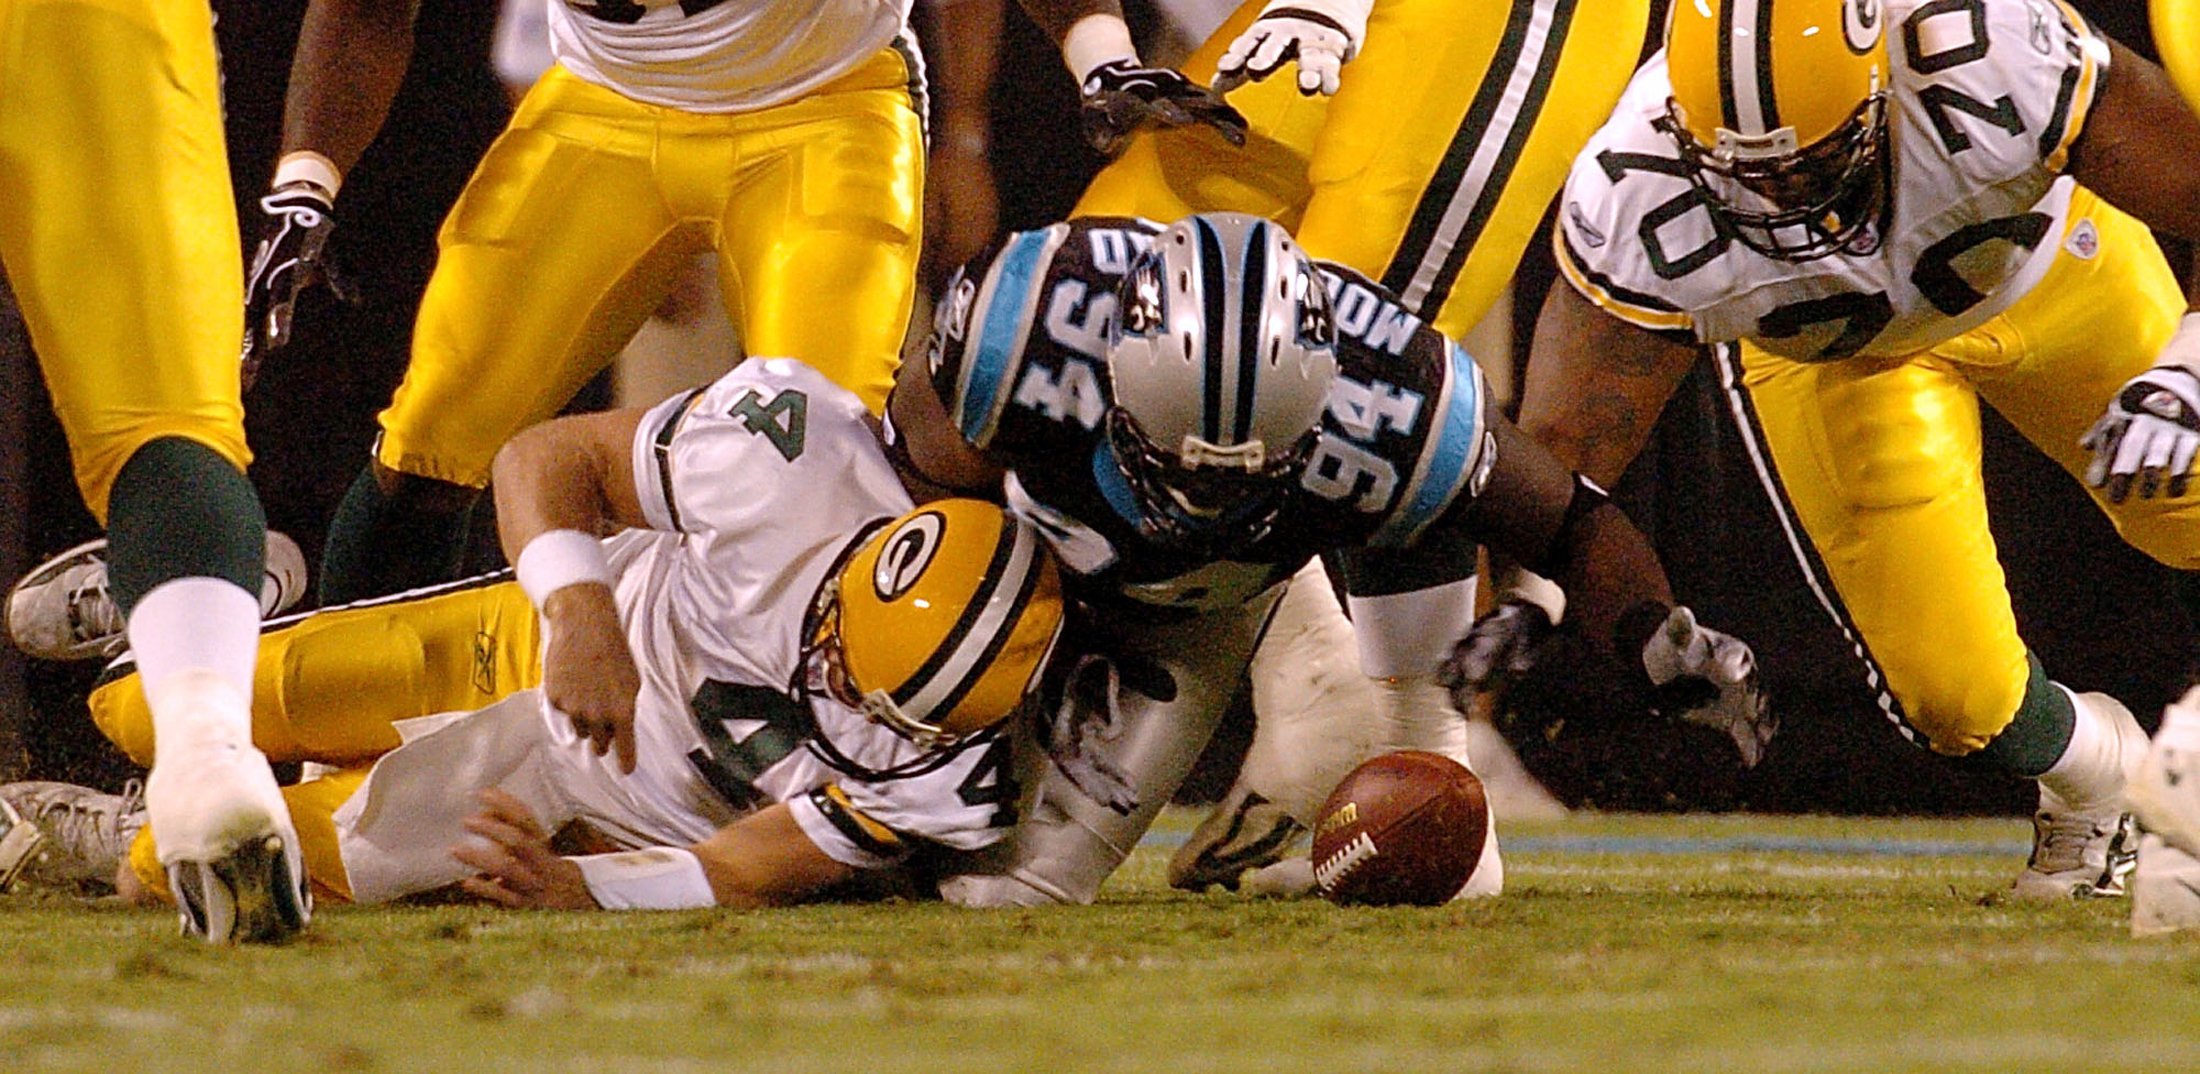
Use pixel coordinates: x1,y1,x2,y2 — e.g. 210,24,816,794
1079,58,1248,155
241,184,357,388
1440,598,1557,706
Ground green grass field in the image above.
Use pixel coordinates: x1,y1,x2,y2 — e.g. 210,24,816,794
6,811,2198,1073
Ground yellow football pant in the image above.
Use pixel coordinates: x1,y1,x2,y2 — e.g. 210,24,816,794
1726,189,2198,755
95,577,543,902
377,52,925,487
0,0,249,520
1076,0,1648,340
2156,0,2200,116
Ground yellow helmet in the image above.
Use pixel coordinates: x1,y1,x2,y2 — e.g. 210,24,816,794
1660,0,1892,259
807,499,1064,751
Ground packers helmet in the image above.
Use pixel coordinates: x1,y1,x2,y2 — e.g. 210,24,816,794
1104,212,1338,549
1659,0,1892,260
806,500,1064,751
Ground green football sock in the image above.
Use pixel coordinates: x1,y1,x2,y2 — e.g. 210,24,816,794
318,466,478,604
1966,655,2074,778
104,437,266,615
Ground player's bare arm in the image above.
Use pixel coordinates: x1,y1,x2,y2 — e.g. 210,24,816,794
885,361,1008,500
2074,40,2200,500
1516,280,1703,491
284,0,423,177
241,0,424,376
455,791,855,910
2068,39,2200,253
492,408,652,774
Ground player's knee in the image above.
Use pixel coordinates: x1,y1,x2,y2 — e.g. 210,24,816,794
1889,659,2029,757
88,671,157,767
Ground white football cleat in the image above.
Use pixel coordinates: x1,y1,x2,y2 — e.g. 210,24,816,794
2127,688,2200,935
2010,784,2137,901
0,792,43,893
5,531,308,661
2132,832,2200,937
2127,688,2200,859
0,780,146,893
145,673,309,944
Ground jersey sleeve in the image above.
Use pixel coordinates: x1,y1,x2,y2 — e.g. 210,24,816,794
784,732,1020,868
1551,60,1705,341
923,217,1162,452
629,359,900,544
1892,0,2107,175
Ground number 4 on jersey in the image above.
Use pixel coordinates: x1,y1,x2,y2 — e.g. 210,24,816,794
729,388,807,461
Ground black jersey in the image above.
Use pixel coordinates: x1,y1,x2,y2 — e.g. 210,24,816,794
922,217,1497,614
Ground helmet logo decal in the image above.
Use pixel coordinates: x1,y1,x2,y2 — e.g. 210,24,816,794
873,511,945,601
1843,0,1881,54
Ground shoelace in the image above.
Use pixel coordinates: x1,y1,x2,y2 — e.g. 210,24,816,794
28,778,145,863
2033,810,2104,872
63,566,124,646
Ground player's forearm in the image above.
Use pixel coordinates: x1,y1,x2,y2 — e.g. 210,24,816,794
491,409,650,563
1516,283,1698,490
1014,0,1138,76
933,0,1006,128
690,803,859,908
279,0,423,183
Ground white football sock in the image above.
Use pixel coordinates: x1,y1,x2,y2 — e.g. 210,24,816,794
2039,686,2142,811
127,577,259,745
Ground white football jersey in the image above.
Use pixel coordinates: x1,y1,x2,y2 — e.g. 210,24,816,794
1556,0,2106,361
544,0,912,112
579,359,1017,867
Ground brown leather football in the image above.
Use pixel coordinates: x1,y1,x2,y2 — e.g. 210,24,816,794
1310,750,1488,906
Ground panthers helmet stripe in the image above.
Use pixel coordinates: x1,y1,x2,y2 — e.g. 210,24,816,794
1193,215,1232,446
889,515,1042,721
1373,341,1487,548
1232,220,1271,447
956,226,1066,446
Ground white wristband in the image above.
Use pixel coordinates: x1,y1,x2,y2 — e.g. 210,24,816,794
1062,13,1137,82
2162,312,2200,374
515,529,614,609
273,150,342,200
572,847,716,910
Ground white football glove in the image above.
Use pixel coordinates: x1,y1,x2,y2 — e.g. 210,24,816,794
1213,0,1373,97
2082,364,2200,503
1641,606,1775,769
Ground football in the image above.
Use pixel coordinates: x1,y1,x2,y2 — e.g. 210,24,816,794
1310,750,1489,906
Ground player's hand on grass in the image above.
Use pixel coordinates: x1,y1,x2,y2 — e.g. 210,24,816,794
541,584,643,774
1213,0,1371,97
1080,59,1248,154
2082,364,2200,502
241,183,357,388
1641,606,1776,769
454,789,597,910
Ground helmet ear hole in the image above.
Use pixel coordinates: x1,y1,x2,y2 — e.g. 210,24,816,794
827,500,1064,749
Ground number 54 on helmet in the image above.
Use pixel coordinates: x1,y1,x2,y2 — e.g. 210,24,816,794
806,499,1066,750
